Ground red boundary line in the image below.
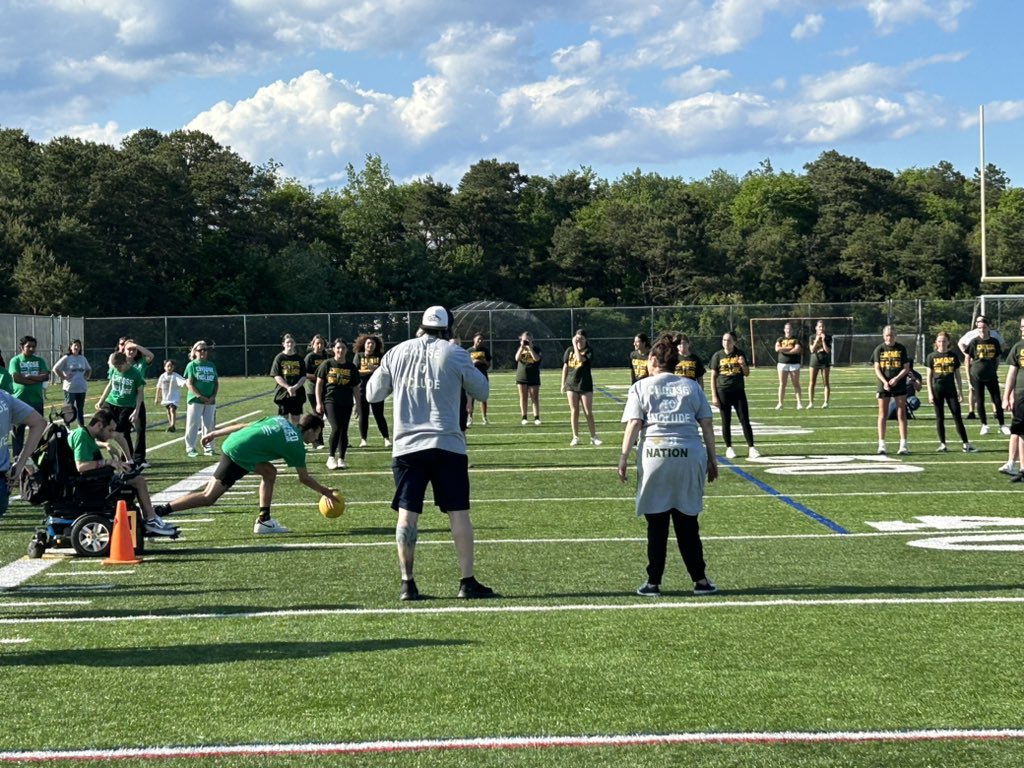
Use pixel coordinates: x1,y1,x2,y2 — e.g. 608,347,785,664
3,729,1024,762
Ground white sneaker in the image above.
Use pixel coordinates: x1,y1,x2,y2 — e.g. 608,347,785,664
254,518,289,534
482,416,489,425
725,447,737,459
878,441,887,455
359,439,368,448
336,459,347,469
747,446,760,459
591,435,603,446
383,438,392,448
1001,425,1012,436
795,402,803,410
806,402,814,410
980,425,991,436
998,462,1016,475
521,418,528,426
775,403,783,410
822,401,830,409
569,436,580,447
466,416,473,427
326,456,338,470
898,443,910,455
534,418,542,426
936,443,947,453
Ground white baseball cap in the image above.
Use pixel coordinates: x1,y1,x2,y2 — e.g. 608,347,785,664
420,306,450,330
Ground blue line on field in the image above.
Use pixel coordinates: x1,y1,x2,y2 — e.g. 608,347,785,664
597,386,625,404
719,459,848,534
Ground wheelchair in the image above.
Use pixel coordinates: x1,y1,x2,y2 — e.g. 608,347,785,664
23,408,176,558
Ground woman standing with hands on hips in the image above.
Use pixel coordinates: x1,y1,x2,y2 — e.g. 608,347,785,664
561,329,601,446
709,331,759,460
618,335,718,597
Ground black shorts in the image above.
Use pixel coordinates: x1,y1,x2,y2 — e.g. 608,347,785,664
877,385,908,399
391,449,470,514
276,391,306,416
212,453,250,489
1012,397,1024,435
102,403,135,433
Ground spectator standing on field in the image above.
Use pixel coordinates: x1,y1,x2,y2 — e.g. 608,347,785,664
807,320,832,409
618,336,719,597
561,329,602,447
467,333,491,426
270,333,306,426
925,332,975,454
52,339,91,426
9,335,50,459
1001,318,1024,482
109,338,154,466
95,351,146,463
959,318,1004,420
774,322,803,410
184,341,219,458
366,305,495,602
871,325,912,456
155,360,187,434
673,333,705,390
629,333,651,384
316,339,359,470
515,332,542,425
353,334,391,448
963,316,1009,438
709,331,759,460
304,334,330,449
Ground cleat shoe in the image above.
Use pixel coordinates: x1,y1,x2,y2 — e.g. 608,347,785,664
936,443,947,452
253,518,289,534
569,436,580,446
1001,425,1012,436
999,463,1016,475
326,456,337,470
400,579,420,601
383,438,392,448
591,435,603,446
521,418,528,426
359,439,368,448
693,579,718,596
963,443,977,453
725,447,737,459
747,446,760,459
636,582,661,597
534,418,542,426
980,425,991,436
457,577,496,599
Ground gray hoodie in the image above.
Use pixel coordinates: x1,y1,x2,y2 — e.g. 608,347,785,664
366,334,488,457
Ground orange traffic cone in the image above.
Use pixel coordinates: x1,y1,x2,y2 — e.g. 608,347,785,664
104,500,143,565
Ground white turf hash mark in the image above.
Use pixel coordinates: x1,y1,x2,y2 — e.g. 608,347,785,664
1,728,1022,761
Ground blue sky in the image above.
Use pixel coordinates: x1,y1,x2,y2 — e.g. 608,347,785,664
2,1,1021,189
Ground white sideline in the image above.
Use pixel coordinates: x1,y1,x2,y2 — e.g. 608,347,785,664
1,728,1022,761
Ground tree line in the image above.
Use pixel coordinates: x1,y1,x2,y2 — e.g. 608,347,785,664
1,126,1022,319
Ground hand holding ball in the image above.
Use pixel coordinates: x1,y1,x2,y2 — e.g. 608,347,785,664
319,490,345,519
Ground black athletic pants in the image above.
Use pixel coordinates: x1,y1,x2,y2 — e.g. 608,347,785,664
933,394,969,445
646,510,706,586
358,384,390,441
717,388,755,448
325,398,354,459
970,376,1004,426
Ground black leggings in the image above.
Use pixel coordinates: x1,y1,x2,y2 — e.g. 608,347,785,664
358,384,390,441
132,401,147,463
971,377,1004,426
933,394,969,445
717,388,755,448
646,510,707,586
325,397,354,459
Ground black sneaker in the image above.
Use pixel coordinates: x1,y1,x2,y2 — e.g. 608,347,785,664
457,577,495,599
636,582,661,597
1011,473,1024,484
693,579,718,596
967,411,977,420
400,579,420,601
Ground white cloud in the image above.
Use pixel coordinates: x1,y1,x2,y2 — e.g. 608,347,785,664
552,40,602,72
791,13,825,40
863,0,973,34
959,100,1024,129
60,120,128,146
664,65,732,95
800,52,965,100
497,76,621,130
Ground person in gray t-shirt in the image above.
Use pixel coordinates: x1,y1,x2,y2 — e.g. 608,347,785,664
366,306,494,602
1,390,46,518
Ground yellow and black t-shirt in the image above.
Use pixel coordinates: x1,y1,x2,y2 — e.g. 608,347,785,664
709,349,747,394
563,346,594,393
316,359,359,402
675,353,705,381
776,336,801,365
629,350,649,383
965,336,1002,382
926,351,960,398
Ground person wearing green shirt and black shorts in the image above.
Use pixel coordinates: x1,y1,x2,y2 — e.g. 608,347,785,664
95,351,146,464
184,340,219,458
155,414,336,534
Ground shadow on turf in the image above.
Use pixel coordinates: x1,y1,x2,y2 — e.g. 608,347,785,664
0,638,472,668
520,582,1024,599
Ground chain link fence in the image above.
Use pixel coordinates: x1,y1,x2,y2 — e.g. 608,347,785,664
73,298,1013,377
1,314,84,368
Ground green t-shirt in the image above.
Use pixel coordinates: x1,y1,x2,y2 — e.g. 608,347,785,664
9,353,49,406
184,359,218,403
223,416,307,472
0,369,12,394
1007,341,1024,399
105,366,146,408
68,426,103,463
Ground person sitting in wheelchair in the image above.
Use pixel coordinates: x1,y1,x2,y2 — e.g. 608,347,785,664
69,410,177,537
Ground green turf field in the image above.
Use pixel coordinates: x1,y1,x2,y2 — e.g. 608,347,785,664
1,368,1023,766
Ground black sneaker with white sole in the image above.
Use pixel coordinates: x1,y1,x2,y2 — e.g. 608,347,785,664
693,579,718,596
636,582,661,596
457,577,496,599
400,579,420,601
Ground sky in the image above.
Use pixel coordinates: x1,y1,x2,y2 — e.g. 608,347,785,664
2,0,1022,190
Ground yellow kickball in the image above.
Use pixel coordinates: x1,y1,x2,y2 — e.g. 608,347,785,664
319,490,345,519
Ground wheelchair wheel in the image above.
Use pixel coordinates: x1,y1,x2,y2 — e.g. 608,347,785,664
70,513,113,558
27,539,45,559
